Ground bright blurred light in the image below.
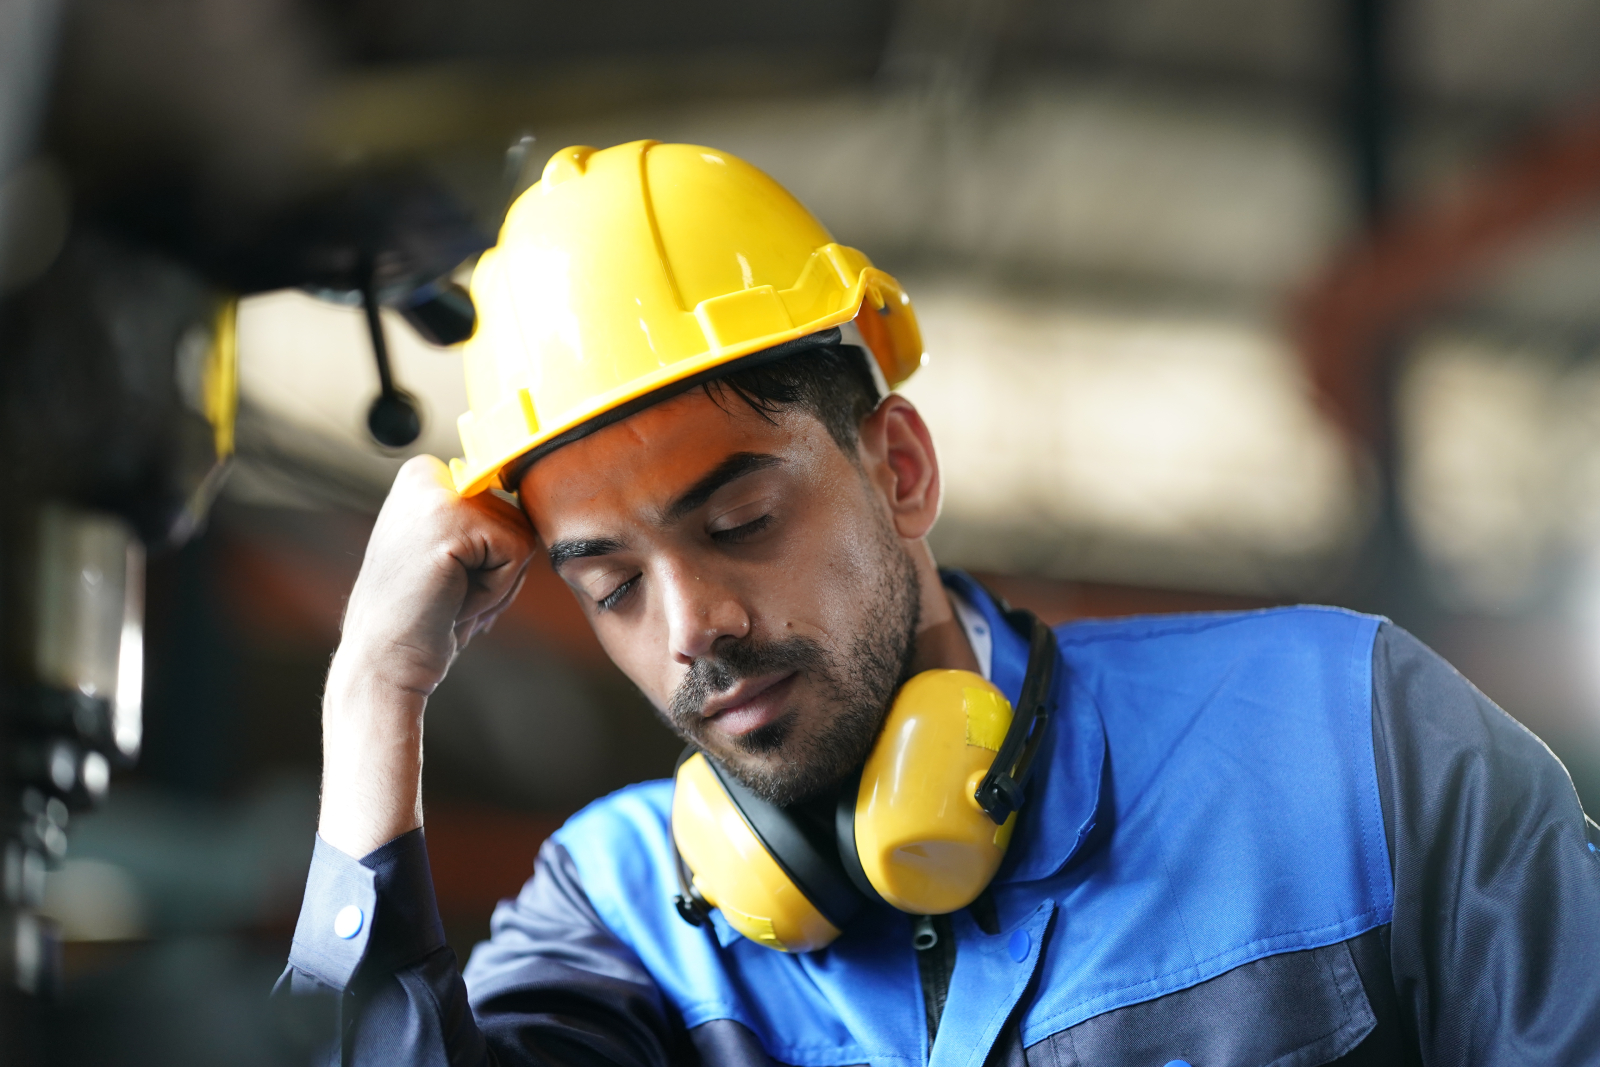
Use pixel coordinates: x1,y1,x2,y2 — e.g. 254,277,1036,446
1401,333,1600,612
901,286,1365,592
113,540,144,759
523,82,1342,302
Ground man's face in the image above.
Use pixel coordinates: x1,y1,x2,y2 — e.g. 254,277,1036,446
519,388,921,805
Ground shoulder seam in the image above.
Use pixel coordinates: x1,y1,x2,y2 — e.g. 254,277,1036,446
1054,605,1386,648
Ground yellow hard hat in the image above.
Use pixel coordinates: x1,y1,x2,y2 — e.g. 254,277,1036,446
450,140,925,496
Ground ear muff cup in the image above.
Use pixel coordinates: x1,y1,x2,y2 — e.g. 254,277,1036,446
671,751,861,952
841,670,1017,915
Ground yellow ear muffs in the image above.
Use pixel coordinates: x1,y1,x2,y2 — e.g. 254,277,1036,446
670,607,1055,951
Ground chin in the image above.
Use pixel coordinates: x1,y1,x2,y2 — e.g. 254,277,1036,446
719,728,854,807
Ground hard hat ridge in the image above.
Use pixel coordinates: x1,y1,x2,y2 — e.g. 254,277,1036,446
451,140,925,496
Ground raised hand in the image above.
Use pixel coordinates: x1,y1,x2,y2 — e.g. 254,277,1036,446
318,455,538,857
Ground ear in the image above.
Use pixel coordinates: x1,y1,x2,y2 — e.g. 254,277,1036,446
857,394,942,540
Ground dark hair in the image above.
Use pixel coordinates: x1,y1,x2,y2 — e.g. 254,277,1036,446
706,343,882,454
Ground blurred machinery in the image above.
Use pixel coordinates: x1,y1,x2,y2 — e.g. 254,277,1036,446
0,1,484,1057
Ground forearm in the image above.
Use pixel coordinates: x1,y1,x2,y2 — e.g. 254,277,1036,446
318,651,429,858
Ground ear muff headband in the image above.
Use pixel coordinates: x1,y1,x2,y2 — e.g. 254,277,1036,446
702,757,864,931
833,767,882,905
975,608,1056,823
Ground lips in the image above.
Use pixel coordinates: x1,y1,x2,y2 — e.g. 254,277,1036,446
700,672,797,737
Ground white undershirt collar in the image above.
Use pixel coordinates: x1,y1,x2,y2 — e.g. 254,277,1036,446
946,586,994,681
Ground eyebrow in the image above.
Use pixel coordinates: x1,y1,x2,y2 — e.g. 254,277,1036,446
546,536,627,570
660,452,782,525
544,452,783,571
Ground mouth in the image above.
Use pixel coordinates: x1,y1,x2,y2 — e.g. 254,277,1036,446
700,672,798,738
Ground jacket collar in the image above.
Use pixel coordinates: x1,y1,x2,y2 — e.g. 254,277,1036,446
941,570,1106,884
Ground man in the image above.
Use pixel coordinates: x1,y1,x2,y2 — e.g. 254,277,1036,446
281,141,1600,1065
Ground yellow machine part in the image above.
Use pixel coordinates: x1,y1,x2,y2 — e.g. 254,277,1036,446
450,140,926,496
671,752,841,953
854,670,1017,915
204,298,239,459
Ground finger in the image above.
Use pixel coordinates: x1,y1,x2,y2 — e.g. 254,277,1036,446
449,484,538,575
366,454,538,647
399,452,456,492
479,559,532,629
454,567,525,649
458,553,532,630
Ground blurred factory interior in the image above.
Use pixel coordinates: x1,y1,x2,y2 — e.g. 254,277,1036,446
3,0,1600,1061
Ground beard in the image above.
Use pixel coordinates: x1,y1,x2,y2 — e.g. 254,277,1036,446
663,520,922,806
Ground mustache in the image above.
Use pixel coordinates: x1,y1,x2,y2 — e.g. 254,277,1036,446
666,635,828,729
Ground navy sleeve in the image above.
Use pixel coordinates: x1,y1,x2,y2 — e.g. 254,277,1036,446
276,831,680,1066
461,840,683,1066
1372,622,1600,1065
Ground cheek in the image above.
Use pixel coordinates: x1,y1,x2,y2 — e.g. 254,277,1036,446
760,487,891,643
594,617,680,709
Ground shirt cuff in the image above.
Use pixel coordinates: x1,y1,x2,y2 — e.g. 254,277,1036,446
287,828,448,991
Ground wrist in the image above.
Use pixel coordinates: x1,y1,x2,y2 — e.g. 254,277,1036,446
317,710,425,858
325,639,436,714
319,646,429,860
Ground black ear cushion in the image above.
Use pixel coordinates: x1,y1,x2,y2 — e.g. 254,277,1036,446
702,758,864,931
834,769,888,906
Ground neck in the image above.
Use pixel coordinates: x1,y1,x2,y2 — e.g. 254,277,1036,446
906,542,980,675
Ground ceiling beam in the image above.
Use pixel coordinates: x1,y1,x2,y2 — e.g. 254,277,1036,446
1294,103,1600,446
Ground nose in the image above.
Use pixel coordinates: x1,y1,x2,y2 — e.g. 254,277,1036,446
662,566,750,665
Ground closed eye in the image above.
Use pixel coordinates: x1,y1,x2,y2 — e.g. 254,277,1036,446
596,575,639,612
711,514,774,544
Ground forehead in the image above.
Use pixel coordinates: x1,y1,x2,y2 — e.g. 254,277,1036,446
517,388,816,534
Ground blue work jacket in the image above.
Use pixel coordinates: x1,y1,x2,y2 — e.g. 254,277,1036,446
280,572,1600,1065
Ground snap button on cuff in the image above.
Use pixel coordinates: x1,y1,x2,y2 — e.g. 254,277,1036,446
334,904,365,940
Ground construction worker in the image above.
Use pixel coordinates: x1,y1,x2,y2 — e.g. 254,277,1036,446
279,142,1600,1065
